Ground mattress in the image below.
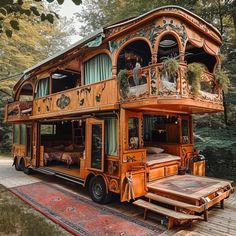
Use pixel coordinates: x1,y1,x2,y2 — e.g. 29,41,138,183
146,153,181,166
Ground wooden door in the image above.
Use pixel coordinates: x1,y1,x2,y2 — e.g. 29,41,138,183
86,118,105,172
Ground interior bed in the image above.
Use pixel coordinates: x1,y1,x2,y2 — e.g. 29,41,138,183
146,146,181,182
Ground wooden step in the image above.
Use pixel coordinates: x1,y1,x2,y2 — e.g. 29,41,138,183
145,192,206,213
133,199,203,229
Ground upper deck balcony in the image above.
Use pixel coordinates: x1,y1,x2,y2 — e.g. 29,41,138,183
4,63,223,122
4,101,32,123
31,77,119,119
119,63,223,113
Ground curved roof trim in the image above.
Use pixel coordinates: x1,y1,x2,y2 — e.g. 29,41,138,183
105,5,221,38
15,5,221,93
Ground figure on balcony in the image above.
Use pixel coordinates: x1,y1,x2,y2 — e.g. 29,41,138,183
133,62,141,86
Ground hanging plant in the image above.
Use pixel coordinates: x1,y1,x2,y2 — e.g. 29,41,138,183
117,69,129,100
163,57,179,78
214,69,230,93
185,63,203,97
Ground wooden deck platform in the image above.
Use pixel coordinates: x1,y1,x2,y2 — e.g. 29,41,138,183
160,190,236,236
147,175,232,205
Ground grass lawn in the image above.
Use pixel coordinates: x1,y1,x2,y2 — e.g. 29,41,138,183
0,185,71,236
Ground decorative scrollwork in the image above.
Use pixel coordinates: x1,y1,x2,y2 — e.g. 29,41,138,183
56,94,70,109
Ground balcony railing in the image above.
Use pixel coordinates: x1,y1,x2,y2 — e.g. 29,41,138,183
121,63,222,104
32,77,118,118
5,101,32,122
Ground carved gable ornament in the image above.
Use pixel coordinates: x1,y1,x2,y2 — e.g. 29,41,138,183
108,17,187,53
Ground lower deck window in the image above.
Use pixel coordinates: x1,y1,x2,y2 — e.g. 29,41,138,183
105,118,118,156
143,115,180,144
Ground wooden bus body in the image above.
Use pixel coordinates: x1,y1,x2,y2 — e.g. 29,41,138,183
5,6,233,228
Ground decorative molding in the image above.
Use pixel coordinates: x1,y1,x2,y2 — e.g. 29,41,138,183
79,98,84,106
150,67,158,95
56,94,70,109
109,17,187,53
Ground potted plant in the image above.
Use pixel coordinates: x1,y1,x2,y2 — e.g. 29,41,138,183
162,57,179,81
214,69,230,93
185,63,203,97
117,69,129,100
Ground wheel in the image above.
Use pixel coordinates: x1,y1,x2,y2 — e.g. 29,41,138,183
89,176,112,204
21,159,32,175
14,157,22,171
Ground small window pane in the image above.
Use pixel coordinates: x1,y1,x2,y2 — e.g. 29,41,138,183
128,117,139,148
182,120,189,144
91,124,102,169
13,125,19,144
20,124,26,145
40,124,56,135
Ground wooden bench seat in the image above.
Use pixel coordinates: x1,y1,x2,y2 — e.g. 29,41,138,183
134,199,203,229
145,193,206,213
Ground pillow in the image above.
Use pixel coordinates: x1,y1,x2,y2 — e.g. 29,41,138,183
64,144,74,152
73,144,84,151
53,144,64,151
146,146,164,154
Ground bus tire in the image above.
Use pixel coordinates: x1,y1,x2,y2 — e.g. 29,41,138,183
89,176,112,204
14,157,22,171
21,159,32,175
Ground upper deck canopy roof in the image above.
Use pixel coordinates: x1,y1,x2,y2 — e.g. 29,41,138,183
14,5,222,94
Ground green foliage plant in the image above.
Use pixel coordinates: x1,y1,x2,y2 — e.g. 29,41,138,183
0,0,82,38
117,69,129,100
185,63,203,97
163,57,179,77
215,69,230,93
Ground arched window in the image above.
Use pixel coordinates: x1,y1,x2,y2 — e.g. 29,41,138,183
84,53,112,85
184,42,216,73
157,34,179,62
18,83,33,101
117,40,151,72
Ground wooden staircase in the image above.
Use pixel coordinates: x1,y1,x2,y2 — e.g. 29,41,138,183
133,193,205,229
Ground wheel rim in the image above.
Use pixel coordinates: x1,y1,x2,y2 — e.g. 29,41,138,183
93,181,103,199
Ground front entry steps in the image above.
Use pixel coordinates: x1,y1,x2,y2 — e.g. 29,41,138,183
133,193,204,229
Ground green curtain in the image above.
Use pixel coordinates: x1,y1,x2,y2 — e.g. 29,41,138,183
84,54,112,85
35,77,50,98
143,115,156,141
105,118,118,156
13,125,19,144
20,124,26,145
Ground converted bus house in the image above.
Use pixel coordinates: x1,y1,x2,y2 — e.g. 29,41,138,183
5,6,233,229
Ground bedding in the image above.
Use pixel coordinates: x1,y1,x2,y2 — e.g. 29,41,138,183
146,146,164,154
44,151,82,167
146,153,181,166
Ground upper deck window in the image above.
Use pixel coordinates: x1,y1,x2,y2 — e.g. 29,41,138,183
157,35,179,62
18,83,33,101
35,77,50,98
184,42,216,73
51,71,80,94
117,40,151,72
84,53,112,85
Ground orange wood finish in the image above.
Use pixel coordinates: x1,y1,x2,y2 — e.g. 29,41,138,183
5,6,231,208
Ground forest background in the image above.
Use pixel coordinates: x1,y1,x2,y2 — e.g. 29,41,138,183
0,0,235,179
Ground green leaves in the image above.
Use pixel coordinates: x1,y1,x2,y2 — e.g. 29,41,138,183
30,6,40,16
0,8,7,16
57,0,64,5
5,29,12,38
71,0,82,5
46,13,54,24
10,20,19,30
0,0,82,38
